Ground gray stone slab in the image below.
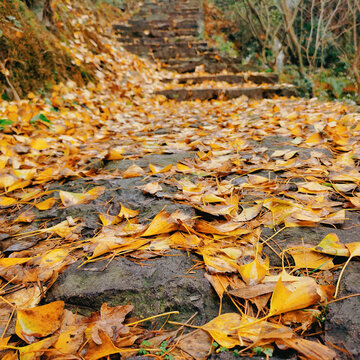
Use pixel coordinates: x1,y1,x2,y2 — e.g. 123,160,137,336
46,251,234,325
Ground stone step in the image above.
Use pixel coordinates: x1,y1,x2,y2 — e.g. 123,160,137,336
133,14,199,23
117,36,199,45
137,9,200,16
161,73,279,85
123,44,211,59
143,0,199,7
114,26,199,37
162,56,252,74
156,86,297,101
122,41,208,50
128,19,198,30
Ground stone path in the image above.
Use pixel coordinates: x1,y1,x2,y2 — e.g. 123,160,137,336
113,0,297,101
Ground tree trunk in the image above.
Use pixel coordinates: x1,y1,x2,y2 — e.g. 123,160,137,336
42,0,53,24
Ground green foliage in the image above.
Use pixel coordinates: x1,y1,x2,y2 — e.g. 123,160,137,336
213,35,238,57
30,113,51,127
253,346,274,356
0,119,13,130
156,341,174,360
137,340,151,355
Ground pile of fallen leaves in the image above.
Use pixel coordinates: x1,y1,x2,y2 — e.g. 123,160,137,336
0,1,360,359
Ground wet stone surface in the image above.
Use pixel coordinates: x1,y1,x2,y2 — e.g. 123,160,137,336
9,149,359,357
46,250,236,325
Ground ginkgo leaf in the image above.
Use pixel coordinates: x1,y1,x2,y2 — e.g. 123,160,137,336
43,219,82,238
332,183,357,193
201,193,226,203
287,247,334,270
298,182,330,193
149,163,172,174
204,273,230,299
176,163,192,173
53,325,86,355
201,313,242,348
59,186,104,207
107,146,124,160
30,138,49,150
13,169,36,180
0,258,32,268
238,257,268,285
122,164,145,178
99,213,119,226
15,301,64,343
84,330,121,360
141,210,178,237
35,197,56,210
40,249,69,266
314,233,349,256
269,277,321,316
139,181,162,194
14,210,35,223
18,336,57,360
0,196,17,207
119,204,139,218
233,203,263,221
305,132,322,146
0,174,16,188
248,174,268,185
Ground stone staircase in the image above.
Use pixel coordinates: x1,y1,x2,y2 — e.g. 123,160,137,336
113,0,297,101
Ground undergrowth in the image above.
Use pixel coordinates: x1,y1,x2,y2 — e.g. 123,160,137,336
0,0,124,99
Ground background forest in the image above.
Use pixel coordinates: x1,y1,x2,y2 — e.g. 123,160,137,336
205,0,360,102
0,0,359,103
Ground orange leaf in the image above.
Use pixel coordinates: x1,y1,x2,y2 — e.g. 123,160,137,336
15,301,64,343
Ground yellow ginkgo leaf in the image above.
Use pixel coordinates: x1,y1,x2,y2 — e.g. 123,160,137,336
8,180,31,192
288,247,334,270
0,155,9,169
15,301,64,343
269,277,321,316
99,213,119,226
30,138,49,151
107,146,124,160
314,233,349,257
119,204,139,219
305,132,322,146
18,336,57,360
35,168,53,183
13,169,36,180
59,186,104,207
86,186,105,198
233,203,263,222
248,174,268,185
53,325,86,355
238,257,268,285
0,174,16,188
84,330,121,360
201,194,226,203
176,163,192,173
0,258,32,268
14,210,35,223
141,210,178,237
149,163,172,174
40,249,68,266
201,313,242,349
35,197,56,210
122,164,145,178
138,181,163,194
0,196,17,207
44,219,81,238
